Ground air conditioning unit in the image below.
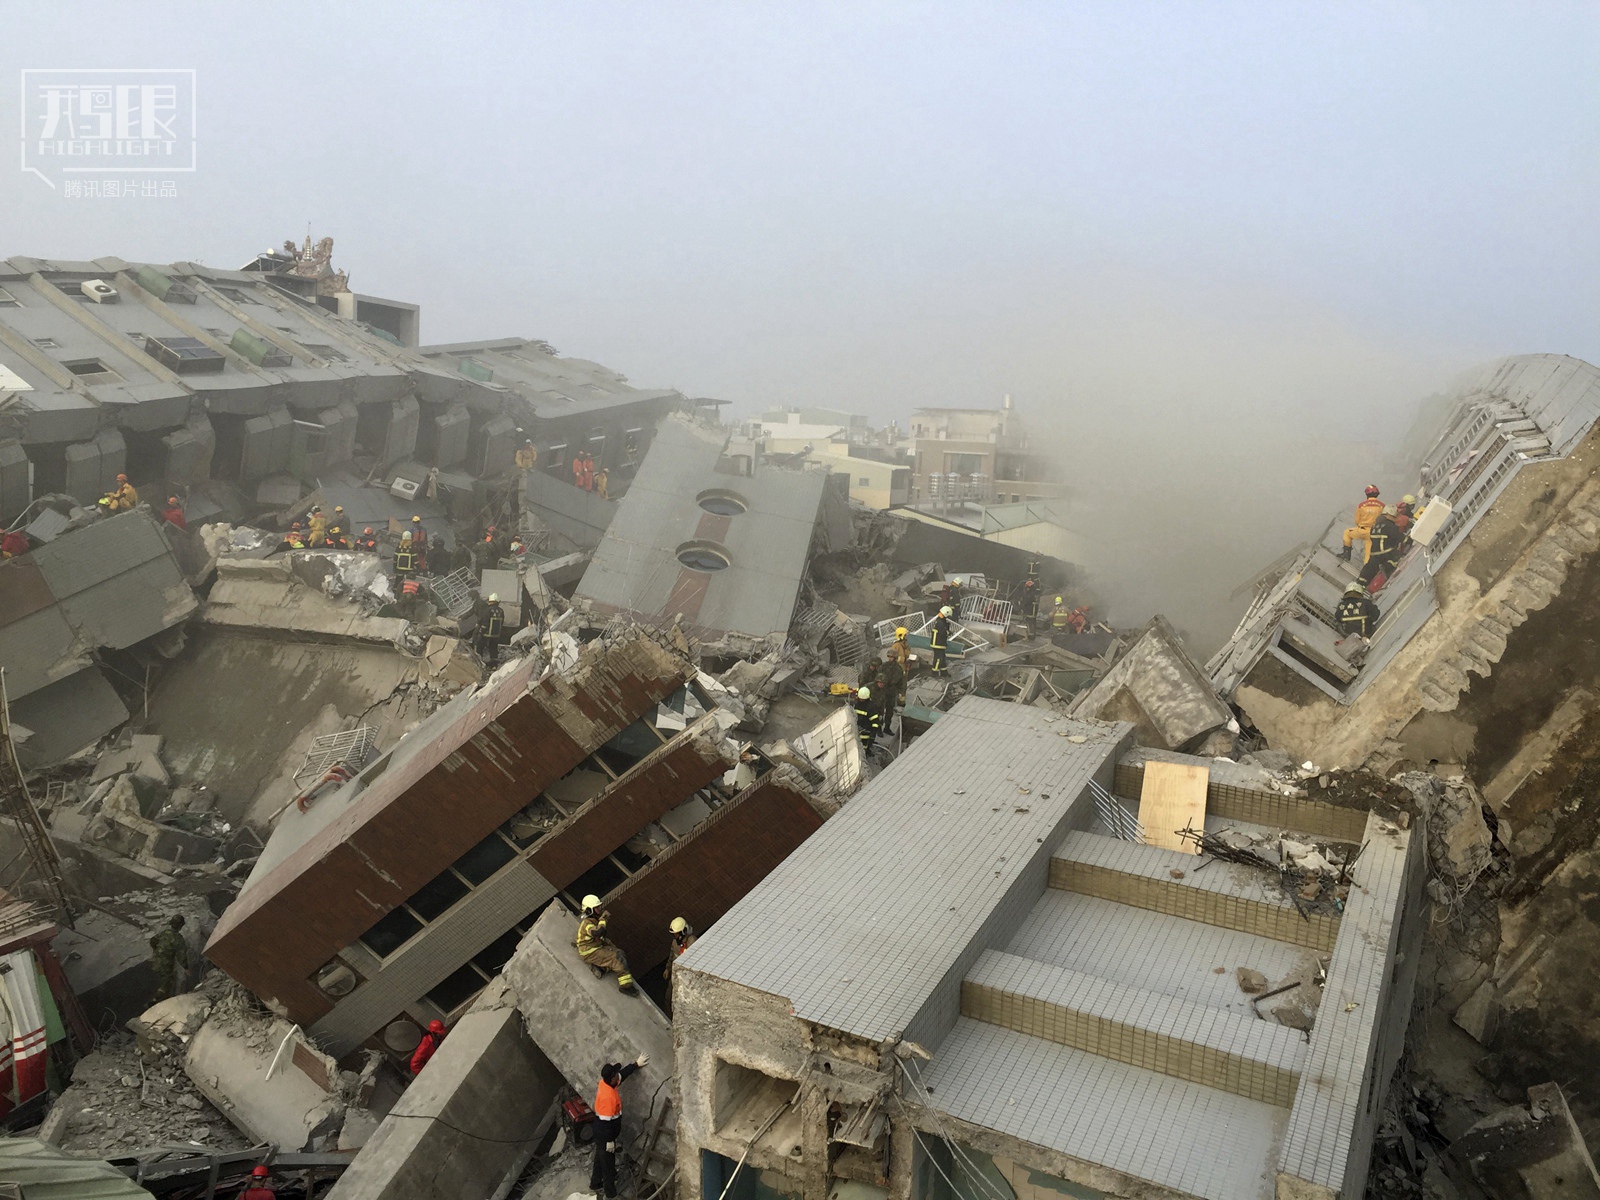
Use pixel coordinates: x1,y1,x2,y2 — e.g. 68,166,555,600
390,476,421,500
80,279,119,304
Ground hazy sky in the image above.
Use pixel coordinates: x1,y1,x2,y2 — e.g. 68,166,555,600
4,3,1595,646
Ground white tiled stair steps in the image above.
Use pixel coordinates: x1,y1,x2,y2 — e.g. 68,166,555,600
1048,830,1341,954
961,949,1306,1108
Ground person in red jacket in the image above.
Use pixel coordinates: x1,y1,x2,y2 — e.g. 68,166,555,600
239,1163,276,1199
1,529,28,559
160,497,187,529
410,1019,446,1075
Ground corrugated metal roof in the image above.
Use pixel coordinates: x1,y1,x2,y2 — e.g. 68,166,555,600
679,698,1128,1042
0,1138,154,1199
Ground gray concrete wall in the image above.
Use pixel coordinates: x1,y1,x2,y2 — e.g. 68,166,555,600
0,438,29,523
383,397,419,465
241,407,292,479
327,989,564,1200
503,906,676,1152
64,429,125,504
522,467,618,549
672,970,814,1200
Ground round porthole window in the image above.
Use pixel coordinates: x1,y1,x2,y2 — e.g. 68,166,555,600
696,488,749,516
383,1019,422,1053
315,962,358,998
676,540,732,571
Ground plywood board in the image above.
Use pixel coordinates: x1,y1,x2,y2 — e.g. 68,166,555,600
1137,759,1209,853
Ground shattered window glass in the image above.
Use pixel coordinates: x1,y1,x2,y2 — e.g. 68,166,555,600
359,906,423,958
453,831,518,885
406,868,470,921
426,964,486,1014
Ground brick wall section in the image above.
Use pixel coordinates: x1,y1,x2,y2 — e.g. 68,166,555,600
1113,762,1369,843
1050,833,1341,954
599,770,824,974
205,636,690,1024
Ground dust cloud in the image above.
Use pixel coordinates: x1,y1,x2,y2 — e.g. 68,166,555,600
723,260,1483,657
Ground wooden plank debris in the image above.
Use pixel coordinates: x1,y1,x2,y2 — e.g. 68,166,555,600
1137,759,1209,854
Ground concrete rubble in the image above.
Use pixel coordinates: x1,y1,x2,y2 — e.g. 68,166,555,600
2,247,1597,1200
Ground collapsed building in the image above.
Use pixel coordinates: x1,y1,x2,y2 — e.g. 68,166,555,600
673,699,1422,1200
0,253,686,526
203,630,825,1062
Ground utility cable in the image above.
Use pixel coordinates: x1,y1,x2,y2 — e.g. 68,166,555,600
896,1059,1011,1200
714,1094,794,1200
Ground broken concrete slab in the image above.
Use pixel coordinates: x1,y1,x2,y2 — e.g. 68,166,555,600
326,982,564,1200
91,735,169,787
1070,616,1232,752
1454,1082,1600,1198
203,557,410,643
501,906,675,1153
1452,979,1500,1044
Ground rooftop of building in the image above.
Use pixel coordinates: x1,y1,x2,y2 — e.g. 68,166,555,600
417,337,683,422
575,416,832,641
678,699,1131,1044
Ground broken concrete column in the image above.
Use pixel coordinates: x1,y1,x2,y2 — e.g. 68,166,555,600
327,982,564,1200
185,1007,345,1150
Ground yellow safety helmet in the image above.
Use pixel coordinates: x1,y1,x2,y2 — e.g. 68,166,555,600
581,894,601,914
669,917,688,934
1402,494,1416,505
894,627,908,639
1054,596,1063,605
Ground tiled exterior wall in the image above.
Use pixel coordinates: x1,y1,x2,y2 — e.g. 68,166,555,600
1276,812,1419,1198
1049,858,1340,954
1113,763,1369,843
310,859,559,1056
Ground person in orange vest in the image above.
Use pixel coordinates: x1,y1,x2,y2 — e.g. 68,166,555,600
1339,485,1385,562
409,1019,446,1076
581,452,596,492
571,453,585,490
589,1053,650,1198
238,1163,277,1199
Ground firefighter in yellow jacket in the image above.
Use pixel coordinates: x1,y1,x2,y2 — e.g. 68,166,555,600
109,473,138,511
575,895,636,994
1339,486,1385,562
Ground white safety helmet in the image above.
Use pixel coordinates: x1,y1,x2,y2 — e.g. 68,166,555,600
581,894,601,914
487,593,499,602
953,577,963,586
857,686,871,699
939,606,953,618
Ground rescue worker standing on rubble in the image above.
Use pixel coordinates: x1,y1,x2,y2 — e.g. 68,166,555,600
430,533,451,575
1020,563,1041,625
941,576,964,613
410,1018,446,1076
479,593,506,665
595,467,609,499
1335,581,1381,639
575,895,637,994
150,915,188,1001
1359,506,1404,591
326,506,348,548
1339,486,1385,562
590,1053,650,1199
516,440,538,471
1394,494,1418,535
1050,596,1071,632
855,686,880,752
238,1164,277,1200
929,607,952,676
664,916,696,983
890,626,911,678
878,650,905,710
393,531,418,586
307,506,327,547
